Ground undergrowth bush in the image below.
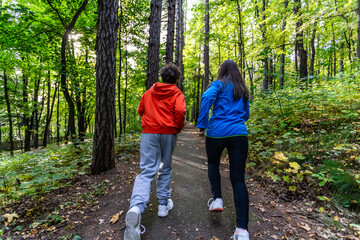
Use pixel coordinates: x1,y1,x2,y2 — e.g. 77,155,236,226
0,133,141,207
247,74,360,212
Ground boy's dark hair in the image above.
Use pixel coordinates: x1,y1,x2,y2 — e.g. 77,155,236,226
160,63,181,84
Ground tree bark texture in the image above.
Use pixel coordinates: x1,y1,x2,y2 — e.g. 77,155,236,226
279,0,288,89
146,0,162,89
22,66,31,151
175,0,184,91
357,0,360,59
166,0,176,64
4,71,14,156
261,0,269,91
91,0,118,174
204,0,210,89
123,47,128,134
309,21,317,76
236,0,246,78
293,0,308,80
118,2,123,137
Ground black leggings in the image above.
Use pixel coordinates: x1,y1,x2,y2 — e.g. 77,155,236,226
205,136,249,229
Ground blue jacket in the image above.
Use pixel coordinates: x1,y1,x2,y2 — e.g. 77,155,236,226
196,80,250,138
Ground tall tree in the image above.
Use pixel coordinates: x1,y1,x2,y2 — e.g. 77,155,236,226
91,0,119,174
117,0,123,137
21,61,31,151
293,0,308,81
47,0,88,140
279,0,289,89
357,0,360,59
175,0,184,91
3,71,14,156
166,0,176,64
261,0,269,91
204,0,209,88
146,0,162,89
309,25,317,75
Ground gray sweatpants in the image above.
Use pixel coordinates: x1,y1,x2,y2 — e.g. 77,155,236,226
129,133,178,213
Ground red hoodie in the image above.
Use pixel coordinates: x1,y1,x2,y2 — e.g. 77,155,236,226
138,82,186,134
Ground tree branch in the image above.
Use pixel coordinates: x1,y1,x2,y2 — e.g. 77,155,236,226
46,0,67,28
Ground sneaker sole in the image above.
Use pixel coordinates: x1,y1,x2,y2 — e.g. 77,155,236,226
124,212,140,240
210,208,223,212
158,200,174,217
158,210,169,218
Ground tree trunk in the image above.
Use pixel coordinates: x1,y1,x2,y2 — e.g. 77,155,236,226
279,0,288,89
357,0,360,59
51,0,88,140
32,76,41,149
118,1,123,137
236,0,246,78
76,82,86,141
166,0,176,64
294,0,308,82
4,71,14,156
146,0,162,89
261,0,269,91
43,71,51,147
91,0,118,174
179,0,185,91
204,0,210,89
340,42,345,72
309,21,317,77
43,79,58,147
22,65,31,151
57,82,60,144
123,47,128,134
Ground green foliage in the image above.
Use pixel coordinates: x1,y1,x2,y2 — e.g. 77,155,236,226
0,133,140,206
247,73,360,211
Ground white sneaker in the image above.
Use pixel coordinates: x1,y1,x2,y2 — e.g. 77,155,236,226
233,229,250,240
207,198,223,212
158,199,174,217
124,206,144,240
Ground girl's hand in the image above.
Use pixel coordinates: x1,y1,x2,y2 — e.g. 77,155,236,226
197,128,205,136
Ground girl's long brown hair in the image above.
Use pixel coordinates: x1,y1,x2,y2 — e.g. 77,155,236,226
217,60,249,101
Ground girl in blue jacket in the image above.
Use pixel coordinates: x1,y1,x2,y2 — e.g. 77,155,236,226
197,60,250,240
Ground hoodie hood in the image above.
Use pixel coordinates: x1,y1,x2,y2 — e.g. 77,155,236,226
150,82,180,100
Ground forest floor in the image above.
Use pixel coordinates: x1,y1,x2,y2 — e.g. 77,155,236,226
1,123,358,240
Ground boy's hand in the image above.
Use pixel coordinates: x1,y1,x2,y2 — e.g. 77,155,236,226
197,128,205,136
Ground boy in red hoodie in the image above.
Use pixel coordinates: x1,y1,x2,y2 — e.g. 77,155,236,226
124,63,186,240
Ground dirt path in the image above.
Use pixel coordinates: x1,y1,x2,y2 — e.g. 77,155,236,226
138,124,273,239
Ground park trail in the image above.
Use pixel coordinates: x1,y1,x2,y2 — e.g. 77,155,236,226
136,123,285,240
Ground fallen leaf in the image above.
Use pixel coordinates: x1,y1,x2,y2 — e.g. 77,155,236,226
31,222,40,229
273,152,288,161
274,226,280,231
289,162,301,170
3,213,19,223
298,222,311,231
109,211,123,224
47,226,56,232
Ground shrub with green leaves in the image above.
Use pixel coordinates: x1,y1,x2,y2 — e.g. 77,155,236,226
247,73,360,211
